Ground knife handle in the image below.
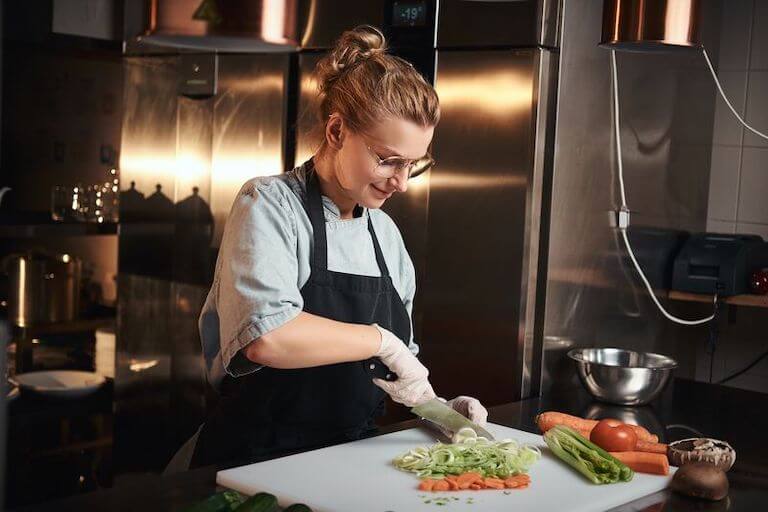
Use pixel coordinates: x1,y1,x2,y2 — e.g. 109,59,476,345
364,358,398,381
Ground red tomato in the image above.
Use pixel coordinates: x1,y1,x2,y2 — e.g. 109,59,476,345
590,419,638,452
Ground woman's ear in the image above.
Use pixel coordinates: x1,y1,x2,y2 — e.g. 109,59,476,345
325,114,344,150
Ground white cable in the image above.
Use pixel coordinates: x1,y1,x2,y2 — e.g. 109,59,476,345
610,50,715,326
703,48,768,141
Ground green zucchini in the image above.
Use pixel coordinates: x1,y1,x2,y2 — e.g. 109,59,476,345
232,492,279,512
283,504,313,512
183,490,245,512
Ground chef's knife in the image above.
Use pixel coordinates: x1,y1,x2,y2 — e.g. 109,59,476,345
411,398,495,441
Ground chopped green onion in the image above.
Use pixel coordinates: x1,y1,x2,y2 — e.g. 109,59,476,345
393,436,541,479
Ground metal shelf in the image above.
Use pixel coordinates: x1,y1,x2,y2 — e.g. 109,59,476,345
668,291,768,309
0,222,118,238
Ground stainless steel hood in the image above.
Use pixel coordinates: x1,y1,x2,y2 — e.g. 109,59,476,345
135,0,300,53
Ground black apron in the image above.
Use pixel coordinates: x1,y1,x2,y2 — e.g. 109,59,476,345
191,163,411,469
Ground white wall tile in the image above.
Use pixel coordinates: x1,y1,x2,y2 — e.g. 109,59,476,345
736,221,768,240
707,145,741,220
750,0,768,70
743,71,768,148
712,71,748,146
706,219,736,233
718,0,754,70
736,147,768,223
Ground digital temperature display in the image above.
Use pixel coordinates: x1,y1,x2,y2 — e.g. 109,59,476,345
392,1,427,27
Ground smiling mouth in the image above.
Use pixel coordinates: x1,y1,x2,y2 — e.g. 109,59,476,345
372,184,392,197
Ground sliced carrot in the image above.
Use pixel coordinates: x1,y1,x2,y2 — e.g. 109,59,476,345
418,479,436,491
469,483,483,490
457,472,483,489
446,479,459,491
483,478,506,490
609,451,670,475
433,480,451,491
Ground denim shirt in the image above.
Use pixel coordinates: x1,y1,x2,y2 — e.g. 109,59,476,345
199,162,419,389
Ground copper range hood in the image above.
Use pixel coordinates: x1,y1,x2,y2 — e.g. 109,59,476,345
601,0,702,52
137,0,300,52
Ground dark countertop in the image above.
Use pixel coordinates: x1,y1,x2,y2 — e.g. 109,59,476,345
13,378,767,511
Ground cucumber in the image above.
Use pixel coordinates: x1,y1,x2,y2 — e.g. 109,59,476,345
232,492,279,512
183,490,245,512
283,504,313,512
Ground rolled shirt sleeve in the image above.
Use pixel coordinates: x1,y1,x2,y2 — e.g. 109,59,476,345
202,179,303,382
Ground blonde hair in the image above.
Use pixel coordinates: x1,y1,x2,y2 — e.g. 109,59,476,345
313,25,440,142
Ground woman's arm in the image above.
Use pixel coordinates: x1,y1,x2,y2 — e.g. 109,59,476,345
244,312,381,369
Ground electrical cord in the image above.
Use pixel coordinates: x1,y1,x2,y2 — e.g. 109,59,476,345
610,50,716,325
718,348,768,384
703,48,768,141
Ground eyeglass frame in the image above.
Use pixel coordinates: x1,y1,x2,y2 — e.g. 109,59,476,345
361,137,435,180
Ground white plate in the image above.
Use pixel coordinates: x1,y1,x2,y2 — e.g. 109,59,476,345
11,371,105,398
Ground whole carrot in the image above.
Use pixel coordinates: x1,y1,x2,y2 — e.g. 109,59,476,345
536,411,659,443
609,451,670,475
636,440,668,455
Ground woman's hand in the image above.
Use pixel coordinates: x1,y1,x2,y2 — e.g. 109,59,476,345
445,396,488,426
371,325,436,407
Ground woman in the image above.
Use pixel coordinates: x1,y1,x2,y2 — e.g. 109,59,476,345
191,26,488,469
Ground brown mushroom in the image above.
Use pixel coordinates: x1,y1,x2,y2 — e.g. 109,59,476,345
668,438,736,472
670,463,729,501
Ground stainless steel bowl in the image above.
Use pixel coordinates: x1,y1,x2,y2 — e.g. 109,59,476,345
567,348,677,405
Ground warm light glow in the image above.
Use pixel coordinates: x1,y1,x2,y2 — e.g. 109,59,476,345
665,0,695,43
261,0,288,44
429,171,527,189
436,70,534,113
212,155,283,188
129,359,159,372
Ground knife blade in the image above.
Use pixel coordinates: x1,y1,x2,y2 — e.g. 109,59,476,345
411,398,495,441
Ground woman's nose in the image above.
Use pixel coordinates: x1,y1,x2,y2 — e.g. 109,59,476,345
389,172,408,193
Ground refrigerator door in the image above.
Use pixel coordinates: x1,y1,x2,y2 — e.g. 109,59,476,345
437,0,560,49
420,48,556,405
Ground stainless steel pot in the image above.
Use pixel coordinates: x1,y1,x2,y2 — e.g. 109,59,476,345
3,252,82,326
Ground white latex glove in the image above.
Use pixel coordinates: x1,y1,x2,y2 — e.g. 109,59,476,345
371,324,436,407
429,396,489,440
445,395,489,427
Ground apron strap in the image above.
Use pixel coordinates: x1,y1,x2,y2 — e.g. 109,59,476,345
304,159,391,278
305,164,329,270
367,215,390,278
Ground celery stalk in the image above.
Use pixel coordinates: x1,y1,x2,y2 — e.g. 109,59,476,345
544,425,634,484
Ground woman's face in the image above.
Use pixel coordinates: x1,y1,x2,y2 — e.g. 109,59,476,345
333,116,434,210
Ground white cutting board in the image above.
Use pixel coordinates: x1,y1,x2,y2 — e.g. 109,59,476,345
217,423,674,512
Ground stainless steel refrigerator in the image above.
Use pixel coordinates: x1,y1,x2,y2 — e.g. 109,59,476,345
423,0,559,405
295,0,560,406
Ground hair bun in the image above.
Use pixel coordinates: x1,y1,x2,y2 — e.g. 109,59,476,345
316,25,387,94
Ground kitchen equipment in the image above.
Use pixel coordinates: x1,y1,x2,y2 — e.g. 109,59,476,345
568,348,677,405
672,233,768,296
11,370,105,398
601,0,702,52
411,397,495,440
217,424,675,512
3,252,82,326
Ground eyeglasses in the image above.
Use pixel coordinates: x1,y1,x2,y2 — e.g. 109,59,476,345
363,141,435,180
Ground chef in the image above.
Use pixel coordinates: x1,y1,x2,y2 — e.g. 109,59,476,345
190,25,488,468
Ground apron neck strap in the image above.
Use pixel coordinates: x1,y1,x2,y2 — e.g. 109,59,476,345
305,160,390,277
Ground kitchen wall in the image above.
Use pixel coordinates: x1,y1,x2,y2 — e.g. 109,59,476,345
540,0,723,396
701,0,768,393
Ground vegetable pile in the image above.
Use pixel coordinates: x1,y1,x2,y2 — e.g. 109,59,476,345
544,426,634,484
393,435,541,480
